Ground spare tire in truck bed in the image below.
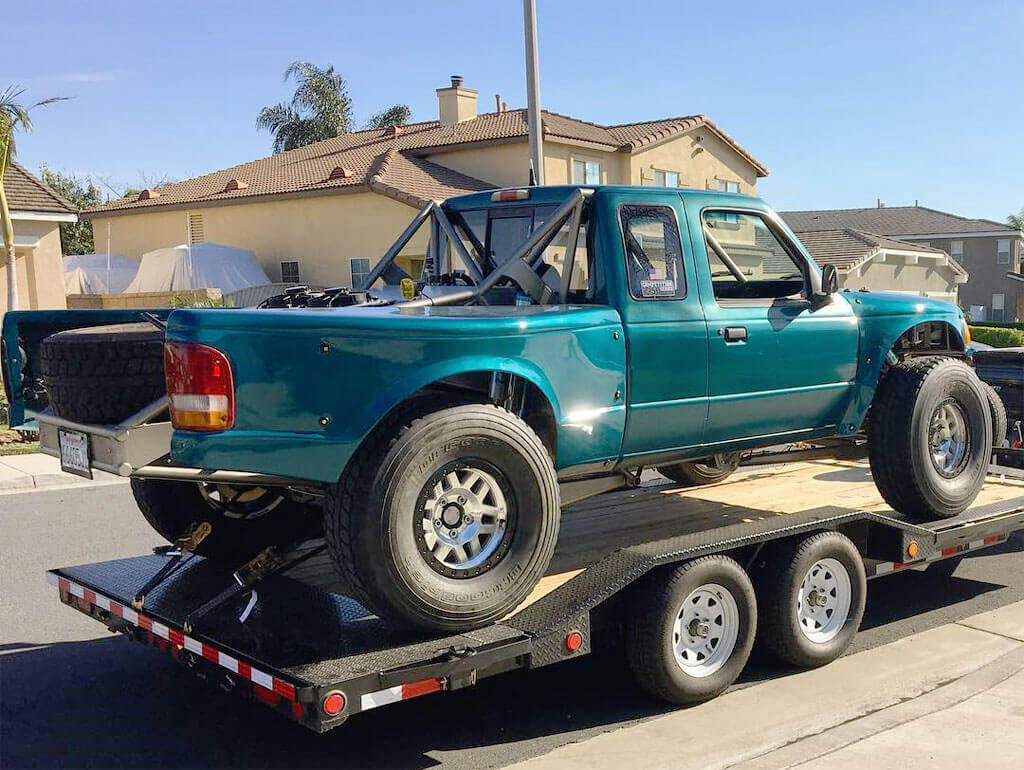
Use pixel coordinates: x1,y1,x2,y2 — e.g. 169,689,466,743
38,323,166,424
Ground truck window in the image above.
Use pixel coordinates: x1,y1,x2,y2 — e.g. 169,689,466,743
620,205,686,300
702,211,807,301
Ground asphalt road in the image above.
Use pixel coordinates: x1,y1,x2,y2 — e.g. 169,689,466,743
2,482,1023,770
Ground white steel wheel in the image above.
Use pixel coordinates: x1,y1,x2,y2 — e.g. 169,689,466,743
796,558,852,644
626,555,757,705
756,531,867,668
672,583,741,677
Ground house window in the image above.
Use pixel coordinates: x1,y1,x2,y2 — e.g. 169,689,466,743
716,180,740,194
350,257,371,287
187,213,204,244
991,293,1005,322
572,159,601,185
950,240,963,261
653,169,680,187
997,239,1010,265
280,261,300,284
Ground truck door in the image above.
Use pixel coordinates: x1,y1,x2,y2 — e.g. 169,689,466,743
687,205,858,446
608,194,711,459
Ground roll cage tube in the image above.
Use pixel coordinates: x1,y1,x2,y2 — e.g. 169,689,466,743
400,189,590,308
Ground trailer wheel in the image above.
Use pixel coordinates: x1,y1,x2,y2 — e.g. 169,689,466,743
625,555,756,705
868,357,990,519
325,403,560,632
755,531,866,668
131,478,318,563
657,453,741,487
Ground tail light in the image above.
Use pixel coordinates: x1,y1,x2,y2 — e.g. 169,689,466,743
164,342,235,430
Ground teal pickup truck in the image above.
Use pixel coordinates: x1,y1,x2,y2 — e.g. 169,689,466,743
2,185,995,631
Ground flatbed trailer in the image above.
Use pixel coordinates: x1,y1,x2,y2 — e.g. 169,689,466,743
47,461,1024,733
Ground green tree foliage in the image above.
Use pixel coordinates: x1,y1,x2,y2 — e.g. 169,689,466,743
1008,208,1023,230
39,167,102,255
256,62,353,153
366,104,413,129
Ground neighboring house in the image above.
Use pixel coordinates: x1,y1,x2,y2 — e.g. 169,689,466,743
83,77,768,288
788,228,966,302
1,161,76,314
782,206,1024,321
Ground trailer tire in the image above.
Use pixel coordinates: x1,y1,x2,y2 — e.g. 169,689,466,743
131,478,318,563
625,555,756,705
325,403,560,632
868,357,990,519
38,323,165,424
755,531,866,668
981,381,1007,448
657,453,741,487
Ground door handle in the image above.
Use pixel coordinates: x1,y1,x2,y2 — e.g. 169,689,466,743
722,326,747,343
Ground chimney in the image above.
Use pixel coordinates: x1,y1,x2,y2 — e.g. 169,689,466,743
437,75,477,126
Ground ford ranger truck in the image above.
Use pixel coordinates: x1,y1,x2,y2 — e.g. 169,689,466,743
2,185,992,631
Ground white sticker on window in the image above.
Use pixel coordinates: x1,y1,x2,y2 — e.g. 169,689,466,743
640,279,677,297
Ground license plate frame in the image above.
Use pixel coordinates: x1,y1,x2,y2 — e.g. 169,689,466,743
58,428,93,479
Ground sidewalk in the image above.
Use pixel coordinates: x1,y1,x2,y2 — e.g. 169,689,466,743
0,453,128,494
510,601,1024,770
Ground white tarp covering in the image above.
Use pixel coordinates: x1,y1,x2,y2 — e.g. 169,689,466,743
124,242,271,294
63,253,139,295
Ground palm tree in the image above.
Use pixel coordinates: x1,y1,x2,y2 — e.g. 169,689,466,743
1,86,67,311
1008,208,1024,231
256,62,353,153
366,104,413,130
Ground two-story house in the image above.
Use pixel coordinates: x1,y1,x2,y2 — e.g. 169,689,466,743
83,77,768,289
782,206,1024,321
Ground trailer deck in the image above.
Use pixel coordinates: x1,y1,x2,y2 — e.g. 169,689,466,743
47,460,1024,732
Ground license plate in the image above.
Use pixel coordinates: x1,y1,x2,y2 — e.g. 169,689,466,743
58,429,93,479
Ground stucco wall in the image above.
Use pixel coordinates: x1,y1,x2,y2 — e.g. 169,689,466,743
630,131,759,193
89,191,428,288
910,235,1023,321
1,219,67,313
840,255,960,300
424,142,532,187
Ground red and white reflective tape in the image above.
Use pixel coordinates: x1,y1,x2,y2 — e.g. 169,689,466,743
46,572,298,702
873,535,1006,576
359,677,443,712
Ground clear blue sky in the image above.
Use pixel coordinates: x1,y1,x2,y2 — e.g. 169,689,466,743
8,0,1023,219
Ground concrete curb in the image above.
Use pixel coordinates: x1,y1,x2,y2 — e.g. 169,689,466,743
507,601,1024,770
0,453,128,495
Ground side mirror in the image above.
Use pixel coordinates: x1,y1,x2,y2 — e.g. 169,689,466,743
818,263,839,298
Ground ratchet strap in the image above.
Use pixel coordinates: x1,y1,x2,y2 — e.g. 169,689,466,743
131,522,212,610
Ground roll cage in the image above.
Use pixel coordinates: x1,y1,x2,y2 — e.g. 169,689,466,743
359,189,591,307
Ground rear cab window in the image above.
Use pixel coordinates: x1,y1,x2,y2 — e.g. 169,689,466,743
620,204,686,300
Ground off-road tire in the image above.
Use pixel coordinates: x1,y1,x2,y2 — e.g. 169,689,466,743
981,381,1007,448
657,453,742,487
868,357,990,519
131,478,317,563
324,402,560,631
754,531,866,668
625,555,756,705
38,323,165,424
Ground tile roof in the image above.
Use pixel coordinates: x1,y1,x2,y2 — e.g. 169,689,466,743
86,108,767,216
781,206,1018,237
3,161,77,215
794,228,953,271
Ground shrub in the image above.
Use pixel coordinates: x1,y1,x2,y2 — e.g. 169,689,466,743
970,326,1024,348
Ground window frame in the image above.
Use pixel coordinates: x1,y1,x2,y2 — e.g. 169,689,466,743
699,206,814,306
280,260,301,284
996,239,1010,265
950,240,964,260
715,179,740,194
617,201,688,302
349,257,371,287
653,169,680,188
571,157,602,185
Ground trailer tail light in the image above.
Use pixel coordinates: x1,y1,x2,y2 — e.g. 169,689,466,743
164,342,235,430
491,189,530,202
321,690,346,716
565,630,584,652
